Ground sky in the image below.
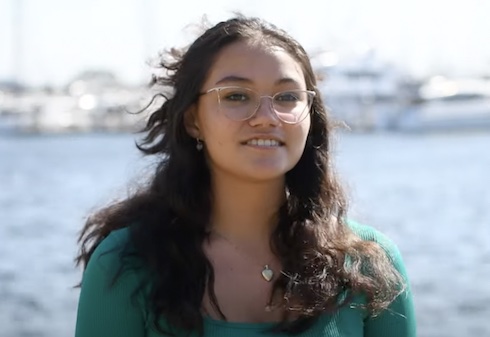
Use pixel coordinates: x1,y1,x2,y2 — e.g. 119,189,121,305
1,0,490,87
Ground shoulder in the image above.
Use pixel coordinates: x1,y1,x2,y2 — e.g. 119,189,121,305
347,219,390,243
82,227,137,285
346,221,416,335
89,227,131,264
96,226,131,253
346,219,405,270
76,227,151,335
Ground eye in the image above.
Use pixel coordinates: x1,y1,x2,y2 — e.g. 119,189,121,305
222,89,251,102
275,91,301,102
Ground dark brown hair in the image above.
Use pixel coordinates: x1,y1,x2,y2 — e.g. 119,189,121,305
76,15,403,336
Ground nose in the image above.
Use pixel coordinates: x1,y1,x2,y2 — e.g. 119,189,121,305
249,96,280,126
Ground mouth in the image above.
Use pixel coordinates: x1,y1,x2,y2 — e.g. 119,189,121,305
242,139,285,147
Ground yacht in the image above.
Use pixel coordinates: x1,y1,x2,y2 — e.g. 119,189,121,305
314,50,412,131
393,77,490,132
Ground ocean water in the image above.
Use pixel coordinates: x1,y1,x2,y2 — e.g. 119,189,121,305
0,131,489,337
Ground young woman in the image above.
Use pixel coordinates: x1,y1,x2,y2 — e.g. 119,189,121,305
75,15,416,337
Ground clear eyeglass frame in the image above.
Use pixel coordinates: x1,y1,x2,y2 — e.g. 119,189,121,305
201,86,316,124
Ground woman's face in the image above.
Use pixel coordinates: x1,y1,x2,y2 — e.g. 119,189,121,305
187,40,311,183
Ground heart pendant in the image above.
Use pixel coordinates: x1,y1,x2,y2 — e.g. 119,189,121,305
261,265,274,282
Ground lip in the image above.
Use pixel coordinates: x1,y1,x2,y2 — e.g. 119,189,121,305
240,134,286,146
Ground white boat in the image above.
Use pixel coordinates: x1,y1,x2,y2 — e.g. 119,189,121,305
394,94,490,132
0,112,21,134
0,74,149,134
314,50,411,131
0,91,25,134
393,77,490,132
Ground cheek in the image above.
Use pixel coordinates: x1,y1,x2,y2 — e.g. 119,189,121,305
197,106,222,140
201,116,238,150
202,126,239,171
294,118,311,145
291,120,311,160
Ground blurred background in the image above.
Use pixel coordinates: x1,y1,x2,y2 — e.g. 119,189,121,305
1,0,489,336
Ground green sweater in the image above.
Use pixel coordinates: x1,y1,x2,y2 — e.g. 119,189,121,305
75,222,416,336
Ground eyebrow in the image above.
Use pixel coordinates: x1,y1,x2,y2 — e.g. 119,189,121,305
214,75,303,87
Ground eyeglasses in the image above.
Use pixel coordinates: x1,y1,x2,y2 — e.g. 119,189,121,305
200,86,316,124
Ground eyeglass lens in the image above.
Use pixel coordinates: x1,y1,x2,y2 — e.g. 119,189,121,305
215,87,313,123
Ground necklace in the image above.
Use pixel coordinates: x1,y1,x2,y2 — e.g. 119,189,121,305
211,230,275,282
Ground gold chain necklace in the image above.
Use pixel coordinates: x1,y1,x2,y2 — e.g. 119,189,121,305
211,230,275,282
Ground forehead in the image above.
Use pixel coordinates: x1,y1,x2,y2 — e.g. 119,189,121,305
204,40,306,88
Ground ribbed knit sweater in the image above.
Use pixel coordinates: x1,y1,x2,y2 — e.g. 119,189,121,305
75,221,416,336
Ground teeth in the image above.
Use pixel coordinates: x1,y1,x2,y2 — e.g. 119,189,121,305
246,139,281,147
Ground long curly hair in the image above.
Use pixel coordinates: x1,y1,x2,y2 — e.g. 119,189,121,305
76,15,403,336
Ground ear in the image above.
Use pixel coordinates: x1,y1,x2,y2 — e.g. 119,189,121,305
184,104,201,139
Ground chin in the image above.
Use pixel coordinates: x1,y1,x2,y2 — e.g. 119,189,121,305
241,166,290,182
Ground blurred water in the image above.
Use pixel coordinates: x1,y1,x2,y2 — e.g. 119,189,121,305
0,132,489,337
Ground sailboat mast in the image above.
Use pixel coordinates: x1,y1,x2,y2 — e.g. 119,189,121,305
12,0,23,86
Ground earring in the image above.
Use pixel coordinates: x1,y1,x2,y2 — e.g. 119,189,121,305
196,138,203,151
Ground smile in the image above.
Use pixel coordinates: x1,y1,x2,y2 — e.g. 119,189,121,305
245,139,282,147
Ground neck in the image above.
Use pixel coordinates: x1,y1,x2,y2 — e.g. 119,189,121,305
209,172,286,245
